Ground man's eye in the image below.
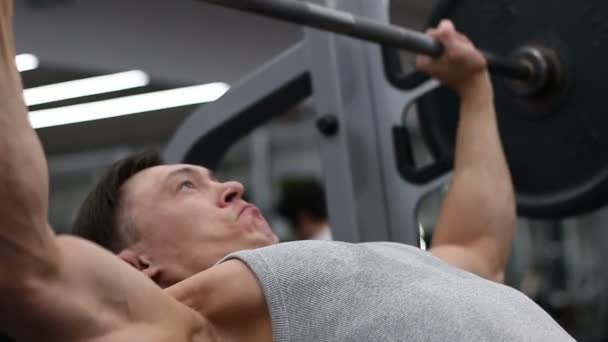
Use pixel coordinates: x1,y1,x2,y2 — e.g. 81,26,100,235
179,180,195,190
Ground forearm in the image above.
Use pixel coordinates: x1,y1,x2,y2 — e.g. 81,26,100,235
0,9,57,280
432,75,516,279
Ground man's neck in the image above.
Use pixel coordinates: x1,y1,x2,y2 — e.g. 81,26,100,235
166,260,272,342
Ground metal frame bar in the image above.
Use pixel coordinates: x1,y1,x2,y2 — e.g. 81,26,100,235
306,0,447,244
164,42,311,168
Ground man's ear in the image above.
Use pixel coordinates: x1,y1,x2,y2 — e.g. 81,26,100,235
118,249,144,270
138,255,162,282
118,250,162,282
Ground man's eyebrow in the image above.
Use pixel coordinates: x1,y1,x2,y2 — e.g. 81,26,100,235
165,167,217,183
165,167,199,183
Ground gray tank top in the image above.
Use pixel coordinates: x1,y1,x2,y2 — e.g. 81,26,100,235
222,240,573,342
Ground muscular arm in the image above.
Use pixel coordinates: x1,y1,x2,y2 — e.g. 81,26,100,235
0,0,59,285
0,4,207,340
430,78,516,282
417,21,516,283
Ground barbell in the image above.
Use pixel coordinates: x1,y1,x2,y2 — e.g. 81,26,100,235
199,0,608,219
200,0,561,95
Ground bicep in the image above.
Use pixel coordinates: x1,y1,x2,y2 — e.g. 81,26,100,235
0,221,59,286
430,244,504,283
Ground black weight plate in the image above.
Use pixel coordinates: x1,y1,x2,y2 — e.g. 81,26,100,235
417,0,608,218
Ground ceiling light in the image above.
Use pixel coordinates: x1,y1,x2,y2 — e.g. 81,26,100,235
29,82,229,129
24,70,150,106
16,54,39,72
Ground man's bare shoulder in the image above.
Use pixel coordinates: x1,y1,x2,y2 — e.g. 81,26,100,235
5,236,212,341
89,317,221,342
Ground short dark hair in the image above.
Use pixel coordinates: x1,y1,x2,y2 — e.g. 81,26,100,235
277,177,328,228
72,151,164,253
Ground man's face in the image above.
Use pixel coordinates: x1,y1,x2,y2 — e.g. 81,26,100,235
121,164,278,286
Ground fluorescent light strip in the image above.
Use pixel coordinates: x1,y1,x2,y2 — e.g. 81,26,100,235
24,70,150,106
29,82,229,129
16,54,39,72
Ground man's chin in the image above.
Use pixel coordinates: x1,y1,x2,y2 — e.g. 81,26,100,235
268,233,280,245
262,229,279,245
254,228,279,248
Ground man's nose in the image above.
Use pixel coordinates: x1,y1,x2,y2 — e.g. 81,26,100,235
218,181,245,207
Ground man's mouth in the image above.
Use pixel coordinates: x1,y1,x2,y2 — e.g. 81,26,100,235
238,204,257,219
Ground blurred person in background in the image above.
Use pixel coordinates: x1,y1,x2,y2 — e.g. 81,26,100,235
277,177,332,240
